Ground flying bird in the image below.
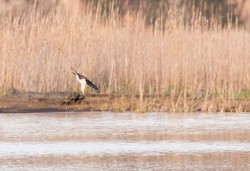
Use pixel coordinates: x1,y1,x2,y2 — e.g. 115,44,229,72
71,68,98,95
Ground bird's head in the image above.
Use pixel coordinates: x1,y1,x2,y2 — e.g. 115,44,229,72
71,68,77,75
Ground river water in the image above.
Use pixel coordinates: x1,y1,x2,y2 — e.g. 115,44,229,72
0,112,250,170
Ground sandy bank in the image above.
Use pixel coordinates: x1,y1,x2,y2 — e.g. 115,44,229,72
0,88,249,113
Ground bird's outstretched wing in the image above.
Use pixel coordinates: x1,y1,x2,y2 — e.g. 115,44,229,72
86,79,99,90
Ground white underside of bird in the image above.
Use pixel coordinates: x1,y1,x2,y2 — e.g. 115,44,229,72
79,78,86,94
73,71,87,94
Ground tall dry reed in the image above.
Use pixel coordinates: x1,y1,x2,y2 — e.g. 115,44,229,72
0,4,249,103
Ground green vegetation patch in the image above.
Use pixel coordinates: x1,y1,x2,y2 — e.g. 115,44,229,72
235,90,250,99
0,88,5,97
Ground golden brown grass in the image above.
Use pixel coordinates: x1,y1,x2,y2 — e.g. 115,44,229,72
0,4,249,112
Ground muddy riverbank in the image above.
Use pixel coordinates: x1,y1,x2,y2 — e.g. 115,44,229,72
0,88,249,113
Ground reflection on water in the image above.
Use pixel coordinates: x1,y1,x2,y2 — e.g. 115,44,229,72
0,112,250,170
1,141,250,156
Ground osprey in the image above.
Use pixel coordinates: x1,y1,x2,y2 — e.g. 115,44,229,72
71,68,98,94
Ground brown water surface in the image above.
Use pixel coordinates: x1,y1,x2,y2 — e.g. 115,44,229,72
0,112,250,170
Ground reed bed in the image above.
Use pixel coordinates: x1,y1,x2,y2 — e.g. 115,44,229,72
0,4,249,112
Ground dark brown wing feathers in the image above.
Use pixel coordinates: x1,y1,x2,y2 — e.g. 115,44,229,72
86,79,98,90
